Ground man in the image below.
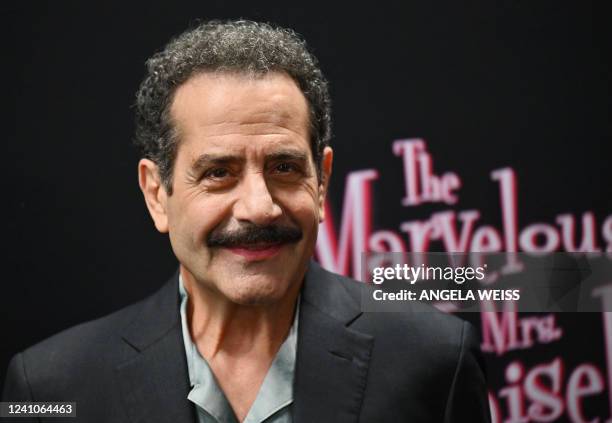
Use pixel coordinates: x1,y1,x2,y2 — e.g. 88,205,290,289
3,20,491,422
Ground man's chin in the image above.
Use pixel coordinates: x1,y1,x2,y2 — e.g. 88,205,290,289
215,265,303,305
222,282,294,306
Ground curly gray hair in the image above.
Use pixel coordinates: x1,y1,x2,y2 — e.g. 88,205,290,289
133,20,332,194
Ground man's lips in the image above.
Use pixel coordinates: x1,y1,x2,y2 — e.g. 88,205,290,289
224,242,285,260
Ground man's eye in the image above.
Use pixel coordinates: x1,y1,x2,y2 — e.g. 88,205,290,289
274,163,299,174
204,168,230,179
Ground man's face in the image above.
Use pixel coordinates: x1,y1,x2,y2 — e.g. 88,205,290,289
139,72,332,306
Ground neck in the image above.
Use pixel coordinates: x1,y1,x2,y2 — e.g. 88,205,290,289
180,266,301,361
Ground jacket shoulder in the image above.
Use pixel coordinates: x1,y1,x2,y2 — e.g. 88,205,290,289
317,267,489,422
319,265,479,370
321,265,469,338
8,279,172,398
25,297,143,362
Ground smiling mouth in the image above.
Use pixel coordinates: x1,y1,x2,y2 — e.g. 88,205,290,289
225,242,285,260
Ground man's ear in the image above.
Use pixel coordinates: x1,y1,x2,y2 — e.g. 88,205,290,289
138,159,169,233
317,146,333,222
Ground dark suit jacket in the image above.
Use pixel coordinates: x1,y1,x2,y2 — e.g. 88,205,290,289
3,262,491,422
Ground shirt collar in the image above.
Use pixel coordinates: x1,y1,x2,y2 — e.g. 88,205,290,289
179,275,299,422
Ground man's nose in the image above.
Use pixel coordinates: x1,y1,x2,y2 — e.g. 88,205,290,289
232,172,283,225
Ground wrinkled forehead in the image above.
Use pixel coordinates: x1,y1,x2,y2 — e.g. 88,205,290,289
169,70,311,143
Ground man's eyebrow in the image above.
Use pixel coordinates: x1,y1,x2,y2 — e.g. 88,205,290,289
190,154,245,171
265,150,309,162
189,150,309,172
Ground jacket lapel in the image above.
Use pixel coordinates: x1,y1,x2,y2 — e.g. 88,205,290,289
115,272,196,423
293,262,374,423
113,263,372,423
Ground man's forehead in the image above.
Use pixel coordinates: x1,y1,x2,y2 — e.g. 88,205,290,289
169,71,313,166
170,70,310,133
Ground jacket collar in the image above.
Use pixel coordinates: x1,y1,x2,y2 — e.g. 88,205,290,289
117,270,196,423
116,262,373,423
293,262,373,423
120,270,182,351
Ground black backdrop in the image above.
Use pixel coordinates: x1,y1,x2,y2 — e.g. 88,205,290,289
4,2,611,421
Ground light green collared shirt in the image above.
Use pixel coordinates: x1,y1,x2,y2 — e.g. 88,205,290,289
179,277,298,423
